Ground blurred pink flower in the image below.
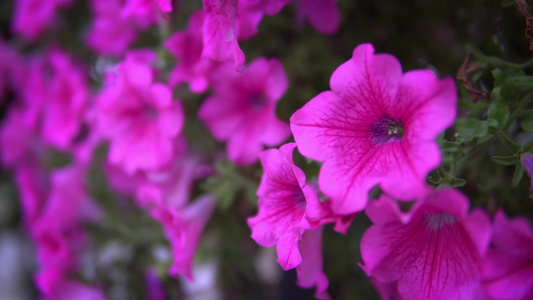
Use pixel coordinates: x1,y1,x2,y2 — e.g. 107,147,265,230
247,143,332,298
202,0,245,70
291,43,457,215
150,195,216,281
164,11,214,93
198,58,290,165
95,51,184,174
41,48,90,150
11,0,75,42
295,0,340,34
236,0,290,40
482,209,533,300
360,189,491,300
155,0,173,14
86,0,160,56
42,279,106,300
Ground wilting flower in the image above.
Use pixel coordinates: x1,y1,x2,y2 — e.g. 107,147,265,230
165,11,214,93
291,43,457,215
360,189,491,300
198,58,290,165
150,195,216,280
247,143,332,298
295,0,340,34
95,51,184,174
482,209,533,300
202,0,245,70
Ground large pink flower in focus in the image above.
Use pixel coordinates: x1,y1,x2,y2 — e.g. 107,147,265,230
291,43,457,215
96,51,184,174
198,58,290,165
360,189,491,300
247,143,332,299
482,210,533,300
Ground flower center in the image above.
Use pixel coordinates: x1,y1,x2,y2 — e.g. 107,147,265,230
369,116,405,146
249,93,267,111
423,212,458,230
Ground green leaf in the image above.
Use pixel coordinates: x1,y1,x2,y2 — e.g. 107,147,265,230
473,120,488,137
512,75,533,88
487,118,500,134
499,132,522,154
450,178,467,187
488,99,509,126
520,109,533,132
491,155,517,166
441,141,460,152
455,118,479,139
512,164,525,187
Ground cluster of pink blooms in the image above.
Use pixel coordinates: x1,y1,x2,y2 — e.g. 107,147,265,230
2,0,533,299
248,43,533,299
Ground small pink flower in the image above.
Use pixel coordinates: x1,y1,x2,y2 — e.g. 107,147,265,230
11,0,75,42
236,0,290,40
150,195,216,281
95,51,184,174
291,43,457,215
164,11,214,93
360,189,491,300
248,143,332,298
295,0,340,35
482,209,533,300
86,0,160,56
198,58,290,165
202,0,245,70
41,48,89,150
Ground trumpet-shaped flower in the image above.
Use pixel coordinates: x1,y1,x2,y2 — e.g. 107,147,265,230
95,51,184,174
248,143,332,298
482,210,533,300
198,58,290,165
360,189,491,300
291,43,457,215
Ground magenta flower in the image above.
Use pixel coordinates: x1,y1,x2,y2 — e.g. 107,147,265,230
95,51,184,174
360,189,491,300
295,0,340,35
482,209,533,299
198,58,290,165
236,0,290,40
86,0,160,56
202,0,245,70
164,11,214,93
150,195,216,280
290,43,457,215
247,143,332,298
41,48,89,150
41,279,106,300
11,0,75,42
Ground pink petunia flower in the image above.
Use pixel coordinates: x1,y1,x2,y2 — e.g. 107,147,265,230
86,0,160,56
164,11,214,93
149,194,216,281
290,43,457,215
201,0,245,70
236,0,290,40
11,0,75,42
294,0,340,35
95,50,184,174
198,58,290,165
247,143,332,298
41,48,90,150
41,279,106,300
360,189,491,300
482,209,533,300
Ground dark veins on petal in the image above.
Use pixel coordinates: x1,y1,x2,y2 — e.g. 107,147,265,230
369,115,404,146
